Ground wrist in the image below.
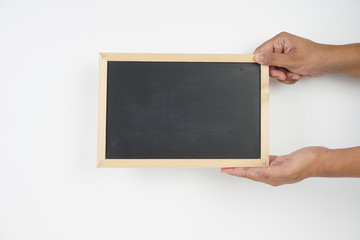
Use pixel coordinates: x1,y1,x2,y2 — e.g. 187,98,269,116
316,44,338,74
319,44,360,77
311,146,331,177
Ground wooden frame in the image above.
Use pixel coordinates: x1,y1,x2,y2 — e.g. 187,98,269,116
97,53,269,168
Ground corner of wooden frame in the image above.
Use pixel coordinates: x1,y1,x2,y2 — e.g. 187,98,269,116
97,159,105,168
99,52,108,60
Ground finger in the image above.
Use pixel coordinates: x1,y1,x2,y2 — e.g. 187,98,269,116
275,68,298,84
255,52,293,69
225,167,265,180
221,167,246,177
222,156,278,177
254,40,275,54
278,79,298,85
222,167,266,182
222,167,283,186
270,67,286,80
285,71,301,81
254,32,294,55
246,177,281,186
254,34,282,54
242,167,281,185
268,155,284,166
302,71,327,78
244,170,271,185
269,155,278,164
221,167,265,180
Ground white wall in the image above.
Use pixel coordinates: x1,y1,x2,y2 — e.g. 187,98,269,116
1,0,360,239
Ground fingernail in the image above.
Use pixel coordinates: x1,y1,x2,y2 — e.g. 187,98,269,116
274,75,284,81
291,76,300,80
255,53,264,63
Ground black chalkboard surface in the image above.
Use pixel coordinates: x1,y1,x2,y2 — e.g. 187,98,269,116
97,53,268,168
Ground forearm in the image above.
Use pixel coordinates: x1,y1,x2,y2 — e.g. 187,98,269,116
316,146,360,177
322,43,360,78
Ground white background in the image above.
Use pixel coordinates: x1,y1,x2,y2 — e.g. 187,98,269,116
1,0,360,239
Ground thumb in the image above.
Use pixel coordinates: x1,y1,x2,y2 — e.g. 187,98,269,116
255,52,292,69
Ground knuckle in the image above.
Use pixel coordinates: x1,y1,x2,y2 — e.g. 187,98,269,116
261,171,270,178
278,31,289,37
266,53,276,65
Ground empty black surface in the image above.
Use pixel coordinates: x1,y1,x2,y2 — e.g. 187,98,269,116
106,61,260,159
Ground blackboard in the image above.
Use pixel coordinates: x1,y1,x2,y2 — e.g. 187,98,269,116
97,53,268,167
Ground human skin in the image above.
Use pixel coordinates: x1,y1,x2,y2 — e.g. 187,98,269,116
253,32,360,84
221,146,360,186
221,32,360,186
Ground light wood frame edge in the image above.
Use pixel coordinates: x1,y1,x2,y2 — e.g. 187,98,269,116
97,54,107,167
97,53,269,168
260,65,269,166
